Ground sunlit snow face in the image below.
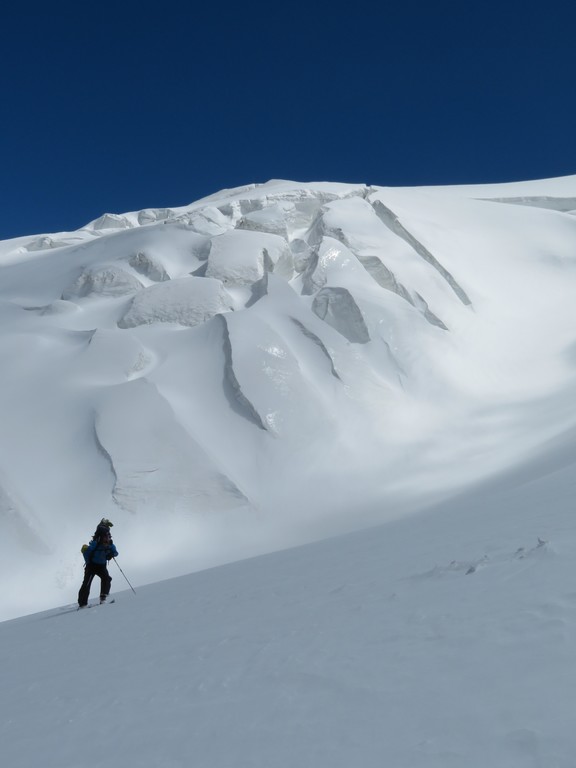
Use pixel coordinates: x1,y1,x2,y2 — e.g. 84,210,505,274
320,246,341,263
264,410,281,431
260,344,293,395
260,344,287,359
318,246,346,270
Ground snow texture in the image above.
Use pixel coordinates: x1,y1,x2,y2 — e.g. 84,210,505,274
4,455,576,767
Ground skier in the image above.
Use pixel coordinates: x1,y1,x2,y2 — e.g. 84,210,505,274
78,518,119,608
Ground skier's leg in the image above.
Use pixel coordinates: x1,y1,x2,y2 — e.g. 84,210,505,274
96,565,112,601
101,568,112,600
78,567,94,607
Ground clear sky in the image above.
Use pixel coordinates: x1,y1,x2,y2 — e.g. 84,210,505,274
2,0,576,241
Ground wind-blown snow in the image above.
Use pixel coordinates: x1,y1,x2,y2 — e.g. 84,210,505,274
1,175,576,628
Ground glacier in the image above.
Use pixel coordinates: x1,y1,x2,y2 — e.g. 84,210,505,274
1,176,576,621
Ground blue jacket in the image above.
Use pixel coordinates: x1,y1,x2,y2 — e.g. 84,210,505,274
83,539,119,566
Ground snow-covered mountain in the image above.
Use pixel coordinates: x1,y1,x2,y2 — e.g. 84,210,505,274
2,176,576,621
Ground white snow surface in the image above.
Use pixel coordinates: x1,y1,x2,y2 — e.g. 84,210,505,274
4,460,576,767
2,175,576,763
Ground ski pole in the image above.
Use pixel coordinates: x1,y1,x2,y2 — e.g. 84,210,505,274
113,557,136,594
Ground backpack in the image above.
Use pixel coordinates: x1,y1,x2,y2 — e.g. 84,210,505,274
81,518,114,555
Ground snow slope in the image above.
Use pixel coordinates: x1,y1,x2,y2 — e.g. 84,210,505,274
1,176,576,621
3,440,576,768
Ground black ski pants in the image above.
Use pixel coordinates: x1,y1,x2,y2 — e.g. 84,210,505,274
78,563,112,606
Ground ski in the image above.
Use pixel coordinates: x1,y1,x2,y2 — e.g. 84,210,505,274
89,599,116,609
77,598,116,611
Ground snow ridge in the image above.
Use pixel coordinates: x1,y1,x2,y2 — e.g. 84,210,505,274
371,199,472,305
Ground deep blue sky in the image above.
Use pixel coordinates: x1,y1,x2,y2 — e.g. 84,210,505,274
2,1,576,240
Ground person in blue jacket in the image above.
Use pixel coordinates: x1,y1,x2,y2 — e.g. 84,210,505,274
78,518,119,607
